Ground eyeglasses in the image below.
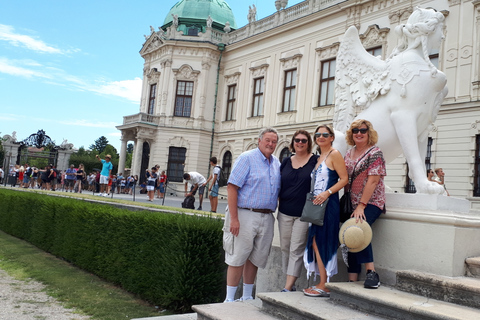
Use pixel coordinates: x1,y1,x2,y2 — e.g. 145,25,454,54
294,138,308,144
352,128,368,134
315,132,331,138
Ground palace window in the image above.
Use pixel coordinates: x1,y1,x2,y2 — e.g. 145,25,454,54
148,84,157,115
252,77,264,117
282,69,297,112
167,147,186,183
220,151,232,187
279,147,292,163
318,59,336,106
430,52,439,69
366,46,382,57
174,81,194,117
226,84,236,121
405,137,433,193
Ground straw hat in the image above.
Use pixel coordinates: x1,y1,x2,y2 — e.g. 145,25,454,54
339,218,372,253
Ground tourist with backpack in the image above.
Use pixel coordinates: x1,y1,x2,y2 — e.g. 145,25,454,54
206,157,221,213
183,171,207,211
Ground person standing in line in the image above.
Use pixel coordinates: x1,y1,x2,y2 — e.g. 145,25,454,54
303,125,348,297
146,167,158,201
65,164,76,192
183,171,207,211
0,166,4,184
206,157,221,213
157,171,167,199
277,130,318,293
96,154,113,197
343,119,386,289
434,168,450,196
223,127,281,302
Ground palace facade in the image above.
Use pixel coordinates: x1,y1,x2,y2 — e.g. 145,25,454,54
117,0,480,206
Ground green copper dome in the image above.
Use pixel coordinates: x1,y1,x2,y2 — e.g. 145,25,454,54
163,0,237,31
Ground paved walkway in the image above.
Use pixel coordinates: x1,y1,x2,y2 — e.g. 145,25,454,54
0,268,89,320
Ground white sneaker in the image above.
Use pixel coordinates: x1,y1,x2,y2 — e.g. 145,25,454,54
235,296,253,302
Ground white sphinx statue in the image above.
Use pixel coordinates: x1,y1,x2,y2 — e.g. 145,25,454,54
333,7,447,194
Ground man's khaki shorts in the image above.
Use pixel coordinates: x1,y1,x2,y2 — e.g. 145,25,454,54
223,207,274,269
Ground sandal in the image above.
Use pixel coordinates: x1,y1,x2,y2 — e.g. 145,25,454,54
303,286,330,297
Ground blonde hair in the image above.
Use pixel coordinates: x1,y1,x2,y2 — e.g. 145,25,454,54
346,119,378,146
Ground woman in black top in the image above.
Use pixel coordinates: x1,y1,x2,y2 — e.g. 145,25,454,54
278,130,318,292
74,164,85,193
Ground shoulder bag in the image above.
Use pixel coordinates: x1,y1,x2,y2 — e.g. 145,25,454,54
300,167,329,226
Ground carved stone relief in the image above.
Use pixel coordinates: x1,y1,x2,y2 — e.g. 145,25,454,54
225,72,241,85
316,43,340,60
460,45,473,60
168,136,190,149
147,68,161,84
359,25,390,54
389,7,413,24
280,54,302,69
249,64,269,77
172,64,200,80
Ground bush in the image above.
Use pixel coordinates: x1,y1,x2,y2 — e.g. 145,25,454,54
0,189,225,312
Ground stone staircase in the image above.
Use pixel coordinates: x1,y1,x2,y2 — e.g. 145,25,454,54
133,257,480,320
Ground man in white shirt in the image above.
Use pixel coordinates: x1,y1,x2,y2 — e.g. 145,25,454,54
0,166,4,184
184,171,207,211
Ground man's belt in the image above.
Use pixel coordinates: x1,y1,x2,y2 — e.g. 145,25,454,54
240,208,273,214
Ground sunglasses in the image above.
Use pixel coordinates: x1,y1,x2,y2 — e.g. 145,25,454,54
315,132,331,138
294,138,308,144
352,128,368,134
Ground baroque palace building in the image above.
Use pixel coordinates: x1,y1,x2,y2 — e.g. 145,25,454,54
117,0,480,206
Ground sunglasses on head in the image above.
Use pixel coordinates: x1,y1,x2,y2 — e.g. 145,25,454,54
294,138,308,144
352,128,368,134
315,132,331,138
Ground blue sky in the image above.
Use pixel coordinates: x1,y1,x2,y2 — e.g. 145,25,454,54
0,0,302,151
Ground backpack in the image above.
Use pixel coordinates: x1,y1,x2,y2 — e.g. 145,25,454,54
52,169,57,178
181,195,195,209
215,165,225,185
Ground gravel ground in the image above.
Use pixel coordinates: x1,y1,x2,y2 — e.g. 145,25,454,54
0,269,90,320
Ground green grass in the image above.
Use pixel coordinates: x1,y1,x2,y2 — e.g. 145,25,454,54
0,230,166,320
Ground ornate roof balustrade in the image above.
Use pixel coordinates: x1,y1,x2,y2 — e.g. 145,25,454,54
158,0,346,45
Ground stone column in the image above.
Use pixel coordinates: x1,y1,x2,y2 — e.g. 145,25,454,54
118,137,128,175
132,138,144,178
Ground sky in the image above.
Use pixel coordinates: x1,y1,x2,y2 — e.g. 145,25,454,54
0,0,303,152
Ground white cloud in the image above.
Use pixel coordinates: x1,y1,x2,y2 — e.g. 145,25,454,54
0,57,51,79
90,78,142,103
0,24,64,54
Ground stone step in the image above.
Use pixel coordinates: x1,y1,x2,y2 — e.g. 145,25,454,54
257,291,388,320
192,298,276,320
327,281,480,320
396,270,480,309
466,257,480,278
132,314,197,320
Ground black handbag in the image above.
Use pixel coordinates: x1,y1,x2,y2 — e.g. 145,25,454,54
339,191,352,223
340,147,374,223
300,169,329,226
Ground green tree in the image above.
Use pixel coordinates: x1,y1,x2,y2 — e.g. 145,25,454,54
0,133,5,166
127,143,134,154
89,136,109,153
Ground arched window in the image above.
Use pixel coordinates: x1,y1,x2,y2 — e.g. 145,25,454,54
220,151,232,187
279,147,292,163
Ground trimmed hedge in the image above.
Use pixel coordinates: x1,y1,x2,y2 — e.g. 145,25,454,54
0,189,225,312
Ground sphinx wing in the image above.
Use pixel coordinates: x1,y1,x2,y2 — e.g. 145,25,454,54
333,26,390,133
